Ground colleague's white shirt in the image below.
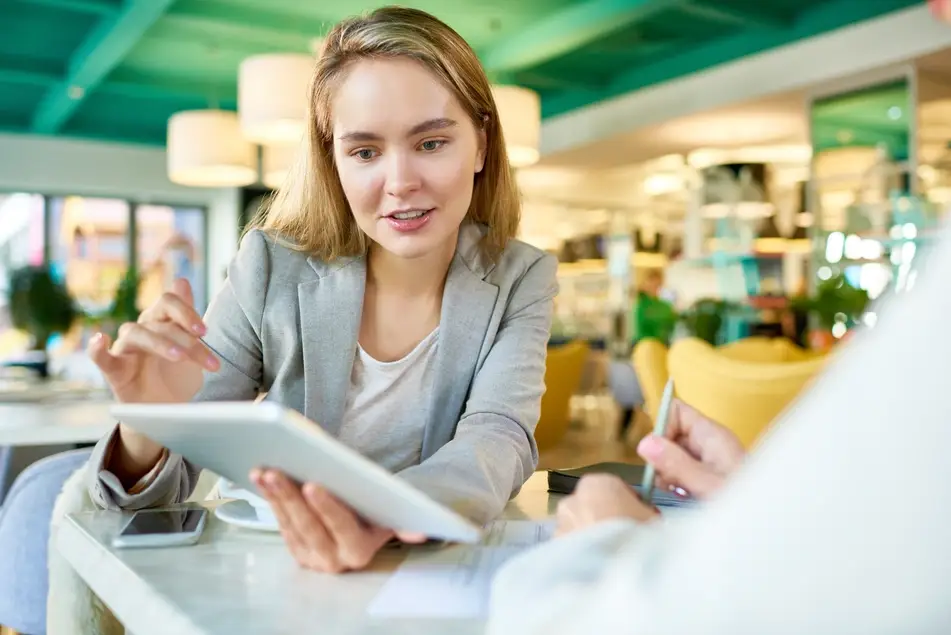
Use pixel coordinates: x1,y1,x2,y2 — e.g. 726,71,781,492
488,227,951,634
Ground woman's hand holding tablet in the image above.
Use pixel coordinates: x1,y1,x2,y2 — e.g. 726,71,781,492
250,468,427,573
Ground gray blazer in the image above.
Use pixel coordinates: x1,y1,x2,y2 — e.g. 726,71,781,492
86,222,558,523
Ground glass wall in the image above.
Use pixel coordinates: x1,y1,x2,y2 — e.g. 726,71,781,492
0,193,45,357
0,192,207,361
136,204,207,313
48,196,132,315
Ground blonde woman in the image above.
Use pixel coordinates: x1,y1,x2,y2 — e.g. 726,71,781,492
84,6,557,574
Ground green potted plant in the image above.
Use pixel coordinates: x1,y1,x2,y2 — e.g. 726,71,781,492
7,265,79,378
91,267,141,340
110,266,141,323
679,298,731,345
790,273,870,350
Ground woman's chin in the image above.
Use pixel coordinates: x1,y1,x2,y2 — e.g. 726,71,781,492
373,224,455,260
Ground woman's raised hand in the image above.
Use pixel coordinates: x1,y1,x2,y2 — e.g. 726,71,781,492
88,279,219,405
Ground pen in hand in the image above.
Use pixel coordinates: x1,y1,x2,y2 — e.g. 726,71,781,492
640,378,675,506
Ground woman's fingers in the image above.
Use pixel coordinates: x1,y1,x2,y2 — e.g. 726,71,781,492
257,471,340,572
139,290,206,336
112,322,218,371
250,470,412,572
87,332,123,374
302,484,391,569
395,531,428,544
171,278,196,309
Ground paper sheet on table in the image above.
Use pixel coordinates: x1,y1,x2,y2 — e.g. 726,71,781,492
367,519,555,619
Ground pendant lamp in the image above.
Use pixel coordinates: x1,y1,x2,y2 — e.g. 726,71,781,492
262,144,299,191
167,110,257,187
238,53,314,145
491,85,541,168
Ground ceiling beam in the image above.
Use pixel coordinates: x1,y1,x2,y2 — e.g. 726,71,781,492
542,0,919,118
164,1,328,42
31,0,176,133
480,0,683,73
0,68,55,88
10,0,118,15
678,1,788,29
0,57,237,108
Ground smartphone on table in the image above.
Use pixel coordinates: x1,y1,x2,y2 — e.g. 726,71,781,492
112,507,209,549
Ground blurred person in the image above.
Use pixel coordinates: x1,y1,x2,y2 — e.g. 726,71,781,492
632,269,677,347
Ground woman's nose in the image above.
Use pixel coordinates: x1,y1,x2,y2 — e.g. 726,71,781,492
383,153,422,197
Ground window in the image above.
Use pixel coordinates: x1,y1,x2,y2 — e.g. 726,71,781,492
136,204,207,313
0,193,45,357
48,196,131,315
0,192,208,363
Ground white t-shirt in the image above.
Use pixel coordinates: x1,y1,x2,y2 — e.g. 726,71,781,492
336,328,439,472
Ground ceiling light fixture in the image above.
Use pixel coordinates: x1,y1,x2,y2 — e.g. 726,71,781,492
166,110,257,187
261,143,299,191
491,84,541,168
238,53,314,145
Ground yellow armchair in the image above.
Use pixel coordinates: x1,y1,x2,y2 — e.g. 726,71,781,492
718,336,816,363
631,338,669,420
668,337,828,448
536,340,590,451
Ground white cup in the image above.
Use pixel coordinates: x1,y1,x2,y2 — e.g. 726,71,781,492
217,479,277,525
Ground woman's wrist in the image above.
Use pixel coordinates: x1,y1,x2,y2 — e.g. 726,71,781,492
108,423,167,486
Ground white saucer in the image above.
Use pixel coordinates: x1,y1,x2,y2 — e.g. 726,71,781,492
214,500,280,532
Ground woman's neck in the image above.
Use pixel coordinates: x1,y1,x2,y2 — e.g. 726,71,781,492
366,235,457,297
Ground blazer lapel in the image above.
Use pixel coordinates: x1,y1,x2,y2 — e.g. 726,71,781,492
422,252,499,458
298,258,365,434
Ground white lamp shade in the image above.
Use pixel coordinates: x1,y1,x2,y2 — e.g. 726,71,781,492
167,110,257,187
239,53,314,144
262,144,299,190
491,85,541,168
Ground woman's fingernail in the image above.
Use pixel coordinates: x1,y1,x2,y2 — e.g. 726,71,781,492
264,471,279,488
192,323,206,335
206,355,218,370
168,347,182,360
637,435,663,459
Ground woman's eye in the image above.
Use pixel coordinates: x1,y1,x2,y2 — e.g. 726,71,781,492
354,148,376,161
420,139,445,152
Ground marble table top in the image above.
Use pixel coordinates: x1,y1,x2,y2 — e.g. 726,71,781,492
58,471,559,635
0,398,115,446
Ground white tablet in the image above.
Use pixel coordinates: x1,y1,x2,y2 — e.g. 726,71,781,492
110,401,483,544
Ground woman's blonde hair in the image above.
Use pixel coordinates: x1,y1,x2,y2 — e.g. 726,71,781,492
248,6,521,261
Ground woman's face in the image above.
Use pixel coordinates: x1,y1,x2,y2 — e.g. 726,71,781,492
331,57,486,261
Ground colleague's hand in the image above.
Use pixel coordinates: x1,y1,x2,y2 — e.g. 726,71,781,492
637,399,746,499
555,473,659,537
251,469,427,573
87,279,218,404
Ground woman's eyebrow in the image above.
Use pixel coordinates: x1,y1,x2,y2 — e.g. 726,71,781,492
337,117,458,143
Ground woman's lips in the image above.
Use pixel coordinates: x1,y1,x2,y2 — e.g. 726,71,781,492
385,208,433,233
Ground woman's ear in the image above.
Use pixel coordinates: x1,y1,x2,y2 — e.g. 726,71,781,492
475,115,488,173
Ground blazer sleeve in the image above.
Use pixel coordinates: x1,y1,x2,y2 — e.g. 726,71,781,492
86,230,271,511
396,253,558,524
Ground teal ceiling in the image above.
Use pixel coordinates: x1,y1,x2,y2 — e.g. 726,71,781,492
0,0,922,147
